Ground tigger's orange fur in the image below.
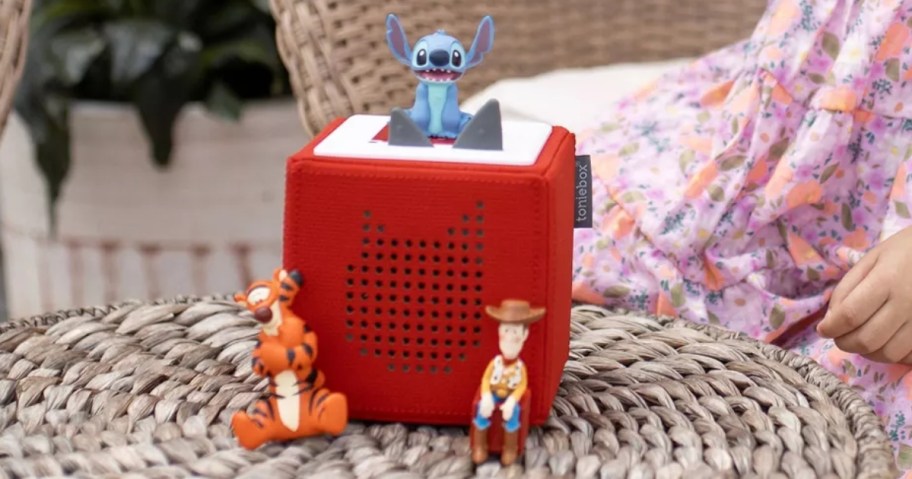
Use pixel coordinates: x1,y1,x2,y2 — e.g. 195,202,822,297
231,268,348,450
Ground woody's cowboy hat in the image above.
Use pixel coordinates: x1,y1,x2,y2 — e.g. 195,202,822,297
485,299,546,325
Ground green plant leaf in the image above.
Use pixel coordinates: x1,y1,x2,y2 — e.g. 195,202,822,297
133,37,203,167
48,28,106,86
134,82,180,167
104,19,176,88
251,0,271,13
123,0,156,15
202,24,279,71
19,0,290,221
101,0,126,11
150,0,207,28
199,0,259,38
205,81,243,121
32,0,107,32
14,23,79,231
175,31,203,56
14,83,71,232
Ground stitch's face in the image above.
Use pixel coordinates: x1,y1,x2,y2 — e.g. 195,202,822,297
410,31,467,84
386,14,495,86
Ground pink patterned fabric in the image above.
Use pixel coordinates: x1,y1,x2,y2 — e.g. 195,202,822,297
573,0,912,471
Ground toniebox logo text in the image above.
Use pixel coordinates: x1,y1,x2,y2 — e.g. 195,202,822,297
574,155,592,228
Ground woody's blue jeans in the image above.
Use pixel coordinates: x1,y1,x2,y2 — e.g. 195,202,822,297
473,394,521,432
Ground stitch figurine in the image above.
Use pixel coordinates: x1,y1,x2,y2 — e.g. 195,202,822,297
231,268,348,450
471,299,545,465
385,13,503,150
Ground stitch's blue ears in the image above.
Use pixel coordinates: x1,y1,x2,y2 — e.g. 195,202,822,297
386,14,411,66
466,15,495,68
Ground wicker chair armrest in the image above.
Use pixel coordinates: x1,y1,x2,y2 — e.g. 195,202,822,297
0,0,31,134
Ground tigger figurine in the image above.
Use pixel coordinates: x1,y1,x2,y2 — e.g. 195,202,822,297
230,268,348,450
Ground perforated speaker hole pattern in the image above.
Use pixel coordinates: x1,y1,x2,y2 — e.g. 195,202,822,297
344,202,488,375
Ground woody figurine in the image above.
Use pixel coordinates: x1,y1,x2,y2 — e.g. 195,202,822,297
471,299,545,465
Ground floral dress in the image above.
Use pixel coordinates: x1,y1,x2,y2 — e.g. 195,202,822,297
572,0,912,472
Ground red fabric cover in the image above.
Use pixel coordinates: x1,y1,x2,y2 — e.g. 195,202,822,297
283,117,576,425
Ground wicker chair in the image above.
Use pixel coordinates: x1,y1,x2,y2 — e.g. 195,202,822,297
270,0,768,137
0,0,30,134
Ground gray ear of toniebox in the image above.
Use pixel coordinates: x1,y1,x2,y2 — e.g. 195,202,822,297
453,99,503,151
388,108,433,147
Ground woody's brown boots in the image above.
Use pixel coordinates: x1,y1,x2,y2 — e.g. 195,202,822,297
500,430,519,466
471,426,489,464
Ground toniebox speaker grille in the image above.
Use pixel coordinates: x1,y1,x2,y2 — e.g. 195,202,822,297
344,201,486,375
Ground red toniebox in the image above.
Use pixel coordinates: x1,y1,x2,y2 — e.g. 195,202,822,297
283,114,576,426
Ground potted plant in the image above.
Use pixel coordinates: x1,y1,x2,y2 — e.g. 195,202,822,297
0,0,303,317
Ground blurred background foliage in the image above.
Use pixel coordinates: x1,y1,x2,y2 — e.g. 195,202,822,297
15,0,291,224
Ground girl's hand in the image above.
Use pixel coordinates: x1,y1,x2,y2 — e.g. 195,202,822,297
817,226,912,364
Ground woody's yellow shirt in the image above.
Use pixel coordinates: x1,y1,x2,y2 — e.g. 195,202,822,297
480,355,527,403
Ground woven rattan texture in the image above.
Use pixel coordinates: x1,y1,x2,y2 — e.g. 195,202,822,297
0,0,29,134
0,300,896,478
269,0,768,136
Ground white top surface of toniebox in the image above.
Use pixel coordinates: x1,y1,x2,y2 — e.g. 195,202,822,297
313,114,552,166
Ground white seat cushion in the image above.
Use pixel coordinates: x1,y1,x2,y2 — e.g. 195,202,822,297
462,59,691,134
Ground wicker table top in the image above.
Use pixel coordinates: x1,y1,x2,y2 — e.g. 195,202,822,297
0,299,896,478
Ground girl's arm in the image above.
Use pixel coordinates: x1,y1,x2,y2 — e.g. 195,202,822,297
818,226,912,364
